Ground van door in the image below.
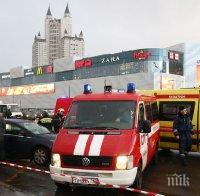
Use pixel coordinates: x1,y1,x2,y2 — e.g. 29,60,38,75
159,101,198,152
138,102,148,170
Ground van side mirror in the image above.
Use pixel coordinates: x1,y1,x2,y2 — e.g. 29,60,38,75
140,120,151,133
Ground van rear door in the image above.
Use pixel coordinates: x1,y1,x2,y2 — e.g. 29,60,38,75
159,100,198,152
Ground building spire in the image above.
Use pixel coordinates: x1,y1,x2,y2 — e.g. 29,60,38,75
79,30,83,38
46,5,52,16
64,3,70,15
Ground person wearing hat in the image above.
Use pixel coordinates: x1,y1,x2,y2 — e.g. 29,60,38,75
173,106,194,166
38,111,53,131
52,108,65,133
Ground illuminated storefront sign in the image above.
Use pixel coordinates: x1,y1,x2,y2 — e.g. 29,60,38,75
133,50,151,60
168,51,179,60
45,65,53,74
162,76,175,90
101,56,120,63
36,67,43,75
75,59,92,69
35,65,53,75
24,68,34,76
0,83,55,96
196,64,200,84
1,73,11,79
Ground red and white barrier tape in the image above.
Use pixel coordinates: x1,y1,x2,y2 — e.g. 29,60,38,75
0,161,164,196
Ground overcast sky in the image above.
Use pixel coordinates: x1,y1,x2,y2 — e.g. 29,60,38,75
0,0,200,72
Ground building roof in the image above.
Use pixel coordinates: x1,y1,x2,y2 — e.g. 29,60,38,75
34,38,46,42
61,35,84,41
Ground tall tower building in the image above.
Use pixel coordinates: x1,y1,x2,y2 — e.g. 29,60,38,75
32,4,85,67
61,4,72,37
32,32,48,67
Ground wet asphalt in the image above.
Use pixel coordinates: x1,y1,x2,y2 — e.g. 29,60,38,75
0,150,199,196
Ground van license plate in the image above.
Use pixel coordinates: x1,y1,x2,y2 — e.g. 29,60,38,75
72,177,99,185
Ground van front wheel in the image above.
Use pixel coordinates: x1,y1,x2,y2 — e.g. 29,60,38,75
132,163,142,189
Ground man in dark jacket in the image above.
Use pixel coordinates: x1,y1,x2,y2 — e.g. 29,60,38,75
52,108,65,133
0,112,6,160
5,109,12,119
173,106,194,166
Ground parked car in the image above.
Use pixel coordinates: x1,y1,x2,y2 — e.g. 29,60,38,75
4,119,56,166
22,110,37,120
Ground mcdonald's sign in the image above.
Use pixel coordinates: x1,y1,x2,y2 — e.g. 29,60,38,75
36,67,43,75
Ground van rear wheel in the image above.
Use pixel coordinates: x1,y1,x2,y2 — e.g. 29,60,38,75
132,162,142,189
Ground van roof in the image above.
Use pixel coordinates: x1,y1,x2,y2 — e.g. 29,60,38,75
139,89,200,99
73,92,156,101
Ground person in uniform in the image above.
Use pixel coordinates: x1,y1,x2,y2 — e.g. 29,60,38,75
173,106,194,165
38,111,53,131
52,108,65,133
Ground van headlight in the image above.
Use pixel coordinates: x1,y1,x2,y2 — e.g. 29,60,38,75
116,155,133,170
51,153,61,167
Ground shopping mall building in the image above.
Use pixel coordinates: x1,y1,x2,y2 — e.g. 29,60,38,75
0,44,196,108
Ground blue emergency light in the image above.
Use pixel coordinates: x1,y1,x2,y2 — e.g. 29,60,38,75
83,84,92,94
127,83,136,93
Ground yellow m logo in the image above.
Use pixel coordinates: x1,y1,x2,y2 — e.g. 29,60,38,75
36,67,43,75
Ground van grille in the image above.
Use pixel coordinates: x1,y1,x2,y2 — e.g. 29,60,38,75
62,156,112,167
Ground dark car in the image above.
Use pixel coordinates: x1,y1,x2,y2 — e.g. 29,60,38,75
4,119,56,166
22,110,37,120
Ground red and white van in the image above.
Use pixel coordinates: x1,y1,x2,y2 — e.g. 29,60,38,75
50,84,160,189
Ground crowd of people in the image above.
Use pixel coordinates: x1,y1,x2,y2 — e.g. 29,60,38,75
37,108,65,133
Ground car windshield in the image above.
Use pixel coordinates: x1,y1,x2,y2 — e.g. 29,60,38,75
63,101,136,130
21,122,50,135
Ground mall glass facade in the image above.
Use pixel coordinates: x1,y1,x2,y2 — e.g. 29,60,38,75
0,48,184,88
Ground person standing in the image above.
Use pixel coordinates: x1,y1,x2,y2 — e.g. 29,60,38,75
5,108,12,119
173,106,194,166
52,108,65,133
38,111,53,131
0,112,6,160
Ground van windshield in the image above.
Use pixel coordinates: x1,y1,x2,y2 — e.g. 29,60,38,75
63,101,136,130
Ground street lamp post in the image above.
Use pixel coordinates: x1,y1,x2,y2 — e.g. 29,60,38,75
154,62,162,90
12,91,14,103
62,77,71,97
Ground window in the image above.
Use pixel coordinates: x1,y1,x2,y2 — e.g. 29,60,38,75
64,101,136,130
151,102,159,121
159,101,195,121
6,123,22,135
145,103,152,122
138,103,145,130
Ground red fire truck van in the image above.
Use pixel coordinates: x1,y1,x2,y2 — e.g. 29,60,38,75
50,83,160,189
